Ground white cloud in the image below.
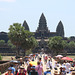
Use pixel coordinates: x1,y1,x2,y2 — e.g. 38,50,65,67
0,0,16,2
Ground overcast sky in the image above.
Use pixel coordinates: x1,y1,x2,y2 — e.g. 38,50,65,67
0,0,75,37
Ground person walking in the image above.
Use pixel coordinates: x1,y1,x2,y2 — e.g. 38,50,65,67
46,58,52,70
65,61,71,73
44,67,51,75
9,64,16,75
5,68,13,75
35,61,43,75
39,58,43,66
27,64,32,75
17,66,26,75
29,66,38,75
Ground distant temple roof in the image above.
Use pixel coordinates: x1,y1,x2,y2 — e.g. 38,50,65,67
22,20,30,31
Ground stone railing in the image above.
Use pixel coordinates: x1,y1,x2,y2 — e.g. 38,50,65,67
0,56,26,73
0,61,11,73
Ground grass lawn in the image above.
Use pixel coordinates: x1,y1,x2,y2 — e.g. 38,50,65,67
2,56,15,61
67,55,75,60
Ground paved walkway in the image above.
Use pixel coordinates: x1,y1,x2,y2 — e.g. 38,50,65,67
2,54,71,75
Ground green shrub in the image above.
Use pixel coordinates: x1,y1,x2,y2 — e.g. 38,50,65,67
25,50,32,56
0,54,2,60
0,72,1,75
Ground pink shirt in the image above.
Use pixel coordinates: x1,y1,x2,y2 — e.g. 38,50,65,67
35,65,43,75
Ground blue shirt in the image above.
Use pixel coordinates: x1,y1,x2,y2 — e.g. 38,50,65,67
44,71,51,75
10,67,15,75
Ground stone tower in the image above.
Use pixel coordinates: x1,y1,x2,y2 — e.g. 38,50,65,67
56,21,64,37
35,13,50,39
22,20,30,31
36,13,49,32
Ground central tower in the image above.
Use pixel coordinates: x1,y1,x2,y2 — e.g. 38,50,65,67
36,13,49,32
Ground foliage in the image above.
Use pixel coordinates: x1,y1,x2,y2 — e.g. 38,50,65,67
62,40,68,48
8,23,38,56
0,54,2,60
7,40,16,49
48,36,64,55
25,49,33,56
21,36,38,50
68,41,75,53
68,41,75,48
0,40,5,45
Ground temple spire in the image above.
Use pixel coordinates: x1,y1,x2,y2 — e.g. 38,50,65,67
56,20,64,37
36,13,49,32
22,20,30,31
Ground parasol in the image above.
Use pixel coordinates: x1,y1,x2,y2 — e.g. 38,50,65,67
29,61,37,66
55,55,63,58
61,57,73,61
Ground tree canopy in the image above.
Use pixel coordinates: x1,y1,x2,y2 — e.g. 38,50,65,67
48,36,64,56
0,40,5,45
7,40,16,50
8,23,38,56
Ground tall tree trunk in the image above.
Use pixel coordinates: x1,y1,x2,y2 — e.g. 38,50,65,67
16,46,19,58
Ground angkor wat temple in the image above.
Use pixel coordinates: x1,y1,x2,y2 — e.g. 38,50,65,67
23,13,64,38
0,13,65,53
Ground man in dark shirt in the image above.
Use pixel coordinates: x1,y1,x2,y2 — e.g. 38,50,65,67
29,66,38,75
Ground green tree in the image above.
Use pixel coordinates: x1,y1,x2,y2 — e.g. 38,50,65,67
21,36,38,55
48,36,64,56
68,41,75,53
0,40,5,45
7,40,16,50
62,40,68,49
25,50,33,56
0,54,2,60
8,23,36,56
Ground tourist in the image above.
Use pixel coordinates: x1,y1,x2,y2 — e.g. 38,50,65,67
17,66,26,75
73,61,75,67
27,58,31,65
61,66,66,75
43,53,45,61
44,55,48,64
35,61,43,75
11,57,13,60
68,67,74,74
54,61,58,70
70,62,74,67
46,58,52,70
40,52,42,57
65,61,71,73
54,70,58,75
9,64,16,75
62,62,66,67
44,67,51,75
20,57,24,66
5,67,13,75
14,62,19,75
27,63,32,74
29,66,38,75
39,58,43,66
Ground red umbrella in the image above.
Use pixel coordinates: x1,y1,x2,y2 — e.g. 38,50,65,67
61,57,73,61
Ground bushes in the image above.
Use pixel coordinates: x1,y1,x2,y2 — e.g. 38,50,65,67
25,50,32,56
0,54,2,60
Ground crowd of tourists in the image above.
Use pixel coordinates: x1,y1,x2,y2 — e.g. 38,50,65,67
4,53,75,75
